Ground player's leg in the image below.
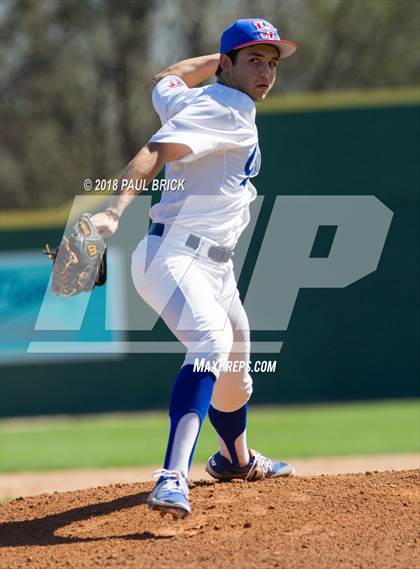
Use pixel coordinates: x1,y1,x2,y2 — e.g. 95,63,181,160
163,285,233,481
132,241,233,515
208,285,252,467
146,363,215,518
206,274,295,481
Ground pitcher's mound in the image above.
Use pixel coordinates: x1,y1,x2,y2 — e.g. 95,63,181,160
1,469,418,569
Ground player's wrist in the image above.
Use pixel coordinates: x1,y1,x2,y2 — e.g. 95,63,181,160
104,208,121,222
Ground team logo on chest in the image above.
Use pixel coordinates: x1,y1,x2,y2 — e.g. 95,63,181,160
240,144,261,187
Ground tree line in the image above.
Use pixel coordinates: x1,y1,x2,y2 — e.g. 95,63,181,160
1,0,418,209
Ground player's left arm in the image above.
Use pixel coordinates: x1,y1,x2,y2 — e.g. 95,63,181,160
91,142,191,237
152,53,220,88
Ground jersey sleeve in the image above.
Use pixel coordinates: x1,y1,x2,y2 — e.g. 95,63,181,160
148,97,257,163
152,75,190,124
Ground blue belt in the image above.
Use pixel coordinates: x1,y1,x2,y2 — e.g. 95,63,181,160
148,222,234,263
148,222,165,237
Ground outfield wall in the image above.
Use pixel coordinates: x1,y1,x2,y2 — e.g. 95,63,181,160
1,89,419,416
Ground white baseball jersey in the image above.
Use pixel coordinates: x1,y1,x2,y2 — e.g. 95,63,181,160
148,75,260,248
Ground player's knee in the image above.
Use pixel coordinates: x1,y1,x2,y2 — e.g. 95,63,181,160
211,372,253,412
183,323,234,375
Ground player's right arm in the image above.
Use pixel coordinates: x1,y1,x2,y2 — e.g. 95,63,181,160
152,53,220,88
91,141,190,237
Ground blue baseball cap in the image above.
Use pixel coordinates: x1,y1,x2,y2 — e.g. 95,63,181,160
220,19,297,59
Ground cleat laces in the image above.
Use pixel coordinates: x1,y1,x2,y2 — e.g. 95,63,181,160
245,451,273,481
153,468,189,494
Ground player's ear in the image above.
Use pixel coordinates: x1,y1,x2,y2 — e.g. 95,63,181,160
219,53,233,73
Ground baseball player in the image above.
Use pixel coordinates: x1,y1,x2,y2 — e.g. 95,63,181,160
91,19,298,518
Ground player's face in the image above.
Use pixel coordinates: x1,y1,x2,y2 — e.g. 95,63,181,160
230,44,280,102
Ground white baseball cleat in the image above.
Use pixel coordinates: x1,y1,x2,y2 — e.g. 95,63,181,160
147,469,191,519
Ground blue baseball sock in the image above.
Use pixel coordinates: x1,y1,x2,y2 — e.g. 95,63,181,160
208,404,249,467
163,364,216,475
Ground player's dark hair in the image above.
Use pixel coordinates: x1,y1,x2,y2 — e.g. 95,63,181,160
215,49,239,78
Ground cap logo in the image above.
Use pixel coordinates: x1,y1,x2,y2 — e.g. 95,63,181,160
252,20,280,41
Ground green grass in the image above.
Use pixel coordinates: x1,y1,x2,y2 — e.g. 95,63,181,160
1,400,418,472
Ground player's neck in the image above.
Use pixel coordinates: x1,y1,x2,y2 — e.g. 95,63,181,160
217,75,235,90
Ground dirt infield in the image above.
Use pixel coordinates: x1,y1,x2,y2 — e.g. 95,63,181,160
2,453,419,499
0,470,418,569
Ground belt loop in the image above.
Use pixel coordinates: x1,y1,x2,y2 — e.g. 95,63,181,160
185,234,201,250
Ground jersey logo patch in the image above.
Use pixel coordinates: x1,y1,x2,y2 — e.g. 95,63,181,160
168,78,184,89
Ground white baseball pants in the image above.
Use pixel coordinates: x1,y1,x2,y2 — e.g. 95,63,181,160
131,224,253,412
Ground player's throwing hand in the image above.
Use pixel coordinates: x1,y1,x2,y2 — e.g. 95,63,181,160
90,208,120,238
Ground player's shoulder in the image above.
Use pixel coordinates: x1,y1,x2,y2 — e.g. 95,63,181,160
173,85,255,135
153,80,234,122
191,84,232,111
201,83,255,120
152,74,186,92
152,75,192,104
152,75,203,123
152,76,254,130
